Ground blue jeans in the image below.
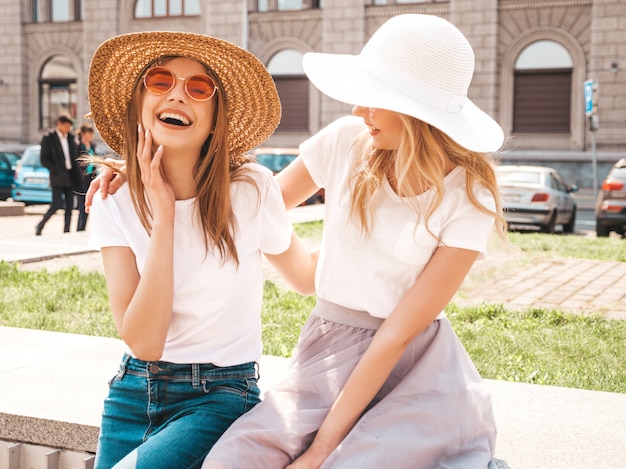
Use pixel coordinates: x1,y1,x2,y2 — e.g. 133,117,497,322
94,354,260,469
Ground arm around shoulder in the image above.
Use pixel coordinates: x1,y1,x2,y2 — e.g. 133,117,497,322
264,233,319,296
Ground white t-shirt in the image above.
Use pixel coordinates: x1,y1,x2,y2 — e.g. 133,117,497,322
89,163,292,365
300,116,496,319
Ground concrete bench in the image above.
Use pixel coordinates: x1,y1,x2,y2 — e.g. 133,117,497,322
1,326,624,468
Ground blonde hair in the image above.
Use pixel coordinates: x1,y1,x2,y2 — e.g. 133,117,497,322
117,57,256,265
350,114,507,242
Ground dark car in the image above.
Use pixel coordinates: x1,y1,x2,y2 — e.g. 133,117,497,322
496,165,578,234
595,158,626,237
0,149,22,200
11,145,52,205
251,147,325,205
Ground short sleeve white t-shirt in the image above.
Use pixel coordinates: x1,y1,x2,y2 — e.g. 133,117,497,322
300,116,496,319
89,163,292,365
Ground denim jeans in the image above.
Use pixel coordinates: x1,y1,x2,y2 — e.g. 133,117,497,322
94,354,260,469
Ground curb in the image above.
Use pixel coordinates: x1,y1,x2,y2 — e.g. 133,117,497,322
0,201,25,217
16,250,99,265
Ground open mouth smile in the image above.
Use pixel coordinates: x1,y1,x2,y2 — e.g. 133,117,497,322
158,112,191,126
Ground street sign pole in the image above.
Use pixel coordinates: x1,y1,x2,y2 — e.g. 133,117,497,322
584,80,598,200
590,128,597,200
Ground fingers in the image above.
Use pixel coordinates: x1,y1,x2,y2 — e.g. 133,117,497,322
138,125,153,186
85,176,102,213
97,159,118,199
138,125,166,190
152,144,165,177
109,172,124,194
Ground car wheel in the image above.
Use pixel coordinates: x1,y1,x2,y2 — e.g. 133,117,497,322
596,222,610,237
540,212,557,234
562,206,576,233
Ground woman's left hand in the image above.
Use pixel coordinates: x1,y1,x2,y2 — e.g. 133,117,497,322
285,446,329,469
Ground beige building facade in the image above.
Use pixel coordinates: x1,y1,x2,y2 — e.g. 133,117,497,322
1,0,625,179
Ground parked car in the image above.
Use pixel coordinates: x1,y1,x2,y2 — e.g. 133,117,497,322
251,147,325,204
252,147,299,174
496,165,578,234
0,149,22,200
595,158,626,237
11,145,52,205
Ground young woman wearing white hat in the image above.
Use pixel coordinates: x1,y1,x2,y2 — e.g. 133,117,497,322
202,14,508,469
85,32,317,468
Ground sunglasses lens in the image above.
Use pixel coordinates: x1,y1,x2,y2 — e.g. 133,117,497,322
144,68,175,94
186,75,217,101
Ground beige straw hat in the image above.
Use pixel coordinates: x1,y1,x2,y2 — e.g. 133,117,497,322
302,14,504,153
88,31,281,156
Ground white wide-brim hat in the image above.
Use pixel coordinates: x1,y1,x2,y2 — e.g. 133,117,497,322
302,14,504,153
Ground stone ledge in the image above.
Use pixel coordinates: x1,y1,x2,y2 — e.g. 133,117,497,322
1,326,625,468
0,414,98,454
0,201,25,217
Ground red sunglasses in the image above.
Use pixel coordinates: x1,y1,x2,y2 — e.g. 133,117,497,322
143,66,218,101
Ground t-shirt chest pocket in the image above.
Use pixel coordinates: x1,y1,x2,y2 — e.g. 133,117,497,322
394,221,441,266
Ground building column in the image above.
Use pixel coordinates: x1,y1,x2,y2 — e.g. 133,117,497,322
588,0,626,149
204,0,245,47
316,0,366,128
0,0,27,141
449,0,499,121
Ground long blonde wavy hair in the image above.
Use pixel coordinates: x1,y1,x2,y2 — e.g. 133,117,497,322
350,114,507,243
117,57,256,265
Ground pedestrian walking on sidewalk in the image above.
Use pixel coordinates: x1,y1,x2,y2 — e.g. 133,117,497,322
85,31,317,469
75,123,98,231
36,114,82,235
204,14,508,469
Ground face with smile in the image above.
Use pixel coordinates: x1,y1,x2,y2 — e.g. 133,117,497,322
352,106,404,150
140,57,216,154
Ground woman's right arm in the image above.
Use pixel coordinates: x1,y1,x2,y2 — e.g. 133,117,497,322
264,157,322,295
100,129,176,361
264,234,319,296
101,212,175,362
101,244,171,361
275,157,321,209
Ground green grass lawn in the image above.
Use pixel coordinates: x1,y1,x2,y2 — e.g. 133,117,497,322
1,224,625,393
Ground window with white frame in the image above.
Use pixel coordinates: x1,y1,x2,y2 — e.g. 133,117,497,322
134,0,201,18
248,0,321,12
370,0,444,5
31,0,82,23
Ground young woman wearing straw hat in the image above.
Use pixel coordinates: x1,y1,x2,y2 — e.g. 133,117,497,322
202,14,508,469
85,32,317,468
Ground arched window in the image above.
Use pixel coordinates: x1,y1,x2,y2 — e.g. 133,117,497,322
267,49,308,132
513,40,573,133
39,55,77,130
134,0,201,18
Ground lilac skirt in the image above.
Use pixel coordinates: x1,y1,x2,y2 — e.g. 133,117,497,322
204,299,497,468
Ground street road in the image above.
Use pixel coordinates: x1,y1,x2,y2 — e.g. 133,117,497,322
575,207,595,233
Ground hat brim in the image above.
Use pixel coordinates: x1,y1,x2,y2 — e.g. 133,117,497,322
88,32,281,156
303,52,503,153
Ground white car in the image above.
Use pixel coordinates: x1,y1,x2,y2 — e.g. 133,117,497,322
496,165,578,234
